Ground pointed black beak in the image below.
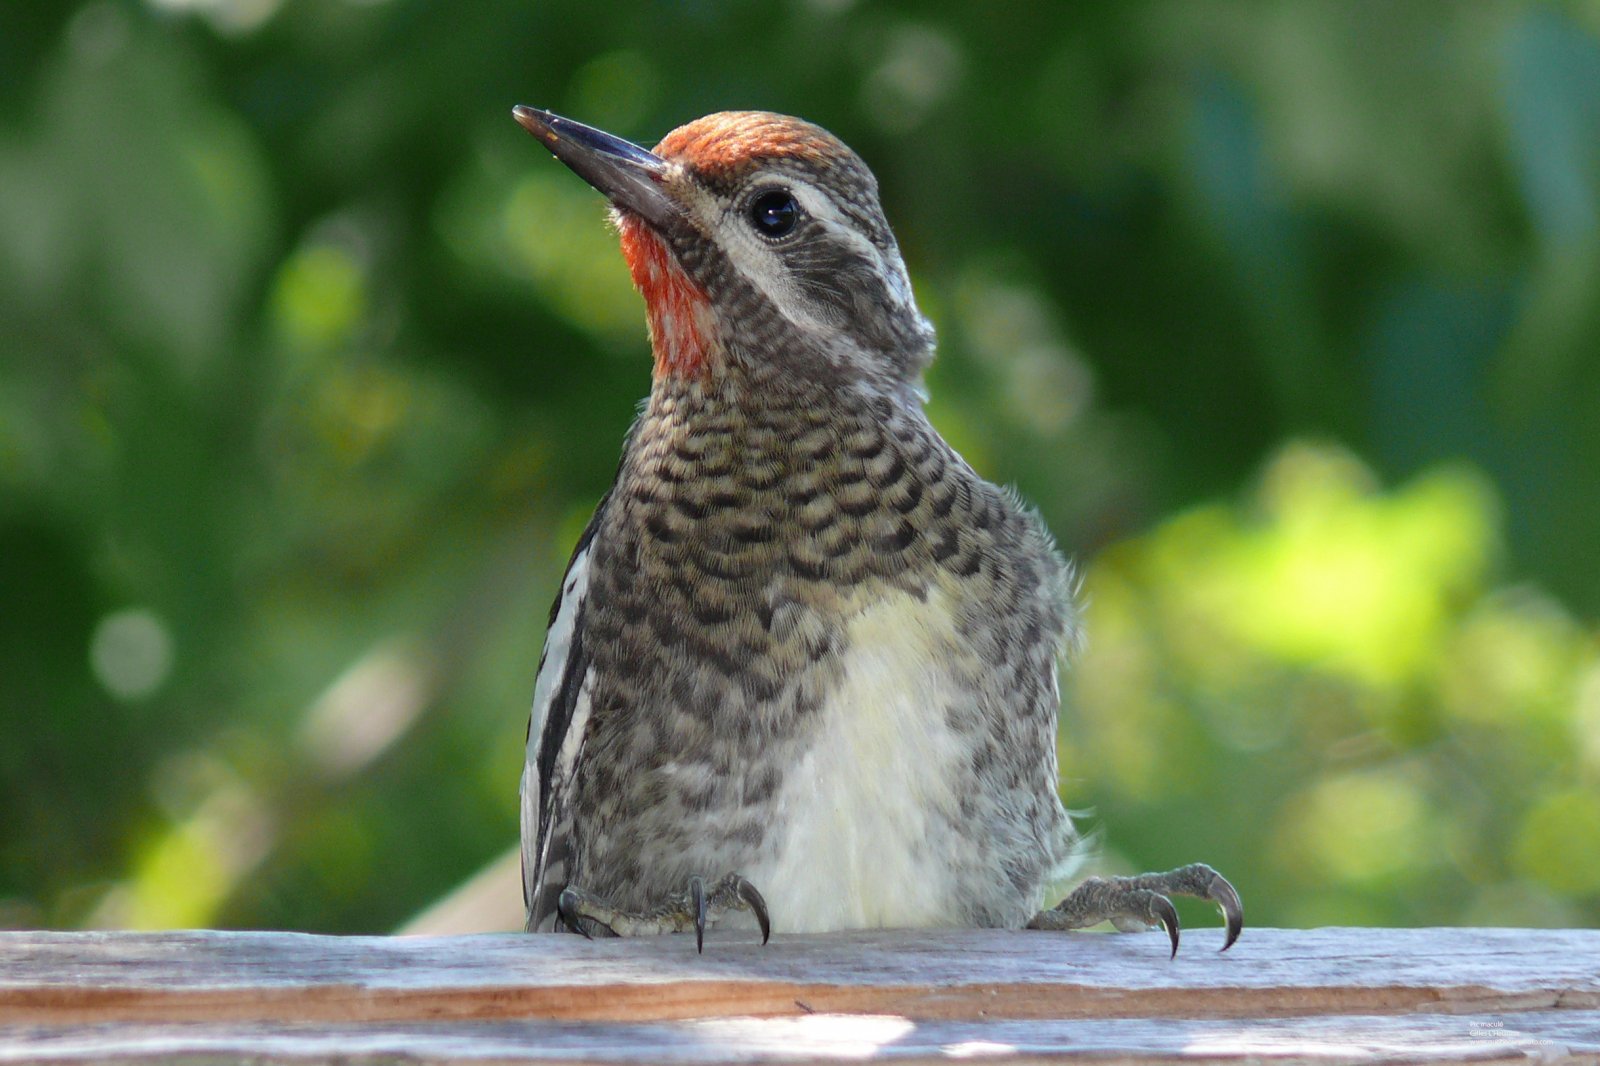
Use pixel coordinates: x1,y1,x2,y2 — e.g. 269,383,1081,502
512,106,676,228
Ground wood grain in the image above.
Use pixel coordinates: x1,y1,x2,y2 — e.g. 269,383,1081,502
1,928,1596,1062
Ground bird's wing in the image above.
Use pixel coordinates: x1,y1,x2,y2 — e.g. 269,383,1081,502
521,490,611,932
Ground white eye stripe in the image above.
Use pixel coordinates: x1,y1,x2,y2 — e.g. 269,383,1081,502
690,174,921,338
713,183,833,333
785,181,916,312
786,183,878,254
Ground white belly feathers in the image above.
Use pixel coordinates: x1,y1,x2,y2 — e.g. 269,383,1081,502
747,585,973,933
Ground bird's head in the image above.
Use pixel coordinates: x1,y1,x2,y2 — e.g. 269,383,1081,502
514,107,933,398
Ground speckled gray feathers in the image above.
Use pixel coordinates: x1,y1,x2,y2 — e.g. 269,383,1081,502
529,366,1078,931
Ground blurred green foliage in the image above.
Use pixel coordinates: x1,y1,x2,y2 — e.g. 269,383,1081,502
2,0,1597,934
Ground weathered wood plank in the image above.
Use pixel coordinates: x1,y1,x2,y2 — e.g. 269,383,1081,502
1,927,1596,1026
3,1011,1599,1064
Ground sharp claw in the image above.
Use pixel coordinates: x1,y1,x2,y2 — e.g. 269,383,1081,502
690,876,708,954
737,877,772,945
1209,872,1243,952
557,888,595,940
1153,895,1180,960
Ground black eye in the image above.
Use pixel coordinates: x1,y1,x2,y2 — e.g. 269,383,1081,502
748,189,799,238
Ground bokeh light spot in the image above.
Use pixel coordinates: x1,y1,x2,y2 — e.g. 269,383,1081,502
1577,663,1600,772
1515,788,1600,896
1275,768,1435,887
270,243,367,351
1166,443,1497,691
861,23,963,132
89,608,174,701
501,173,641,345
143,0,282,36
566,51,660,137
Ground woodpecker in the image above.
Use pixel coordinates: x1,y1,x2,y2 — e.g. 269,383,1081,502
513,106,1242,956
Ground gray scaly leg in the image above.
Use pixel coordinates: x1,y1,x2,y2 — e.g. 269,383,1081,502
1028,863,1242,958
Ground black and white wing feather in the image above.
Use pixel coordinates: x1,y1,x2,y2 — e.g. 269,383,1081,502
521,491,610,932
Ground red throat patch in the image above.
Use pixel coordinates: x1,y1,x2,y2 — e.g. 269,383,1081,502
617,214,714,379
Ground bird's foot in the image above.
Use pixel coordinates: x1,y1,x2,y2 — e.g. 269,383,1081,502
1027,862,1242,958
558,873,771,953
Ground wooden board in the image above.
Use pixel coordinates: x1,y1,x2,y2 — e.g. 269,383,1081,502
1,927,1597,1062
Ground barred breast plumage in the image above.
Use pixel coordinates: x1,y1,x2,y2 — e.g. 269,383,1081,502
551,375,1074,933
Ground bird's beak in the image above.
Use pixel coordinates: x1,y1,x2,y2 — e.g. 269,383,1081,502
512,106,676,229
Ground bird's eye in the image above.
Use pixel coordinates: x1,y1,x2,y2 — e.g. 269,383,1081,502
748,189,799,238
